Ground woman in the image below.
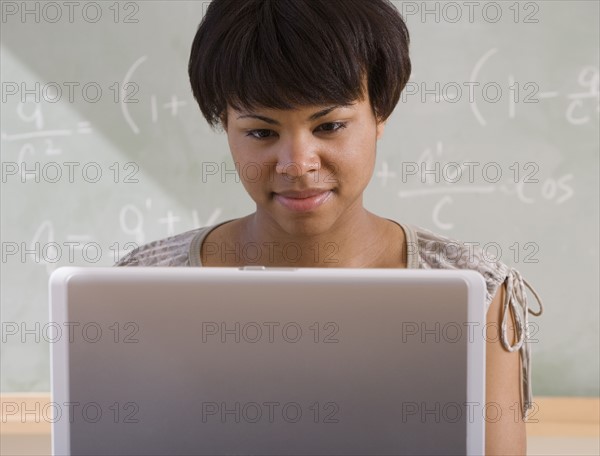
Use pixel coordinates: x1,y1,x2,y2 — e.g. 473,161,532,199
116,0,543,453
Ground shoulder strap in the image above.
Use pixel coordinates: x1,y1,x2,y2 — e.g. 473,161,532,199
502,267,544,420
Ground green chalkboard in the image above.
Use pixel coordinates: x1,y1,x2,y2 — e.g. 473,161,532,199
1,1,598,396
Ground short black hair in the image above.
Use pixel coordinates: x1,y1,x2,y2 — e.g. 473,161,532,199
189,0,411,132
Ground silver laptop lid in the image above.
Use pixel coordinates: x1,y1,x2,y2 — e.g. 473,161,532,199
50,267,486,455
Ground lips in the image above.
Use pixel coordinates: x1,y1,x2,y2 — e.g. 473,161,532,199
275,188,332,199
273,188,333,212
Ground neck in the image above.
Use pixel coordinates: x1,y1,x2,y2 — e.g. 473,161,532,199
239,204,389,268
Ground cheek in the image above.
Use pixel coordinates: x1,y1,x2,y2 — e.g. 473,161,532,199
227,135,243,162
226,140,261,194
228,139,256,174
335,131,377,176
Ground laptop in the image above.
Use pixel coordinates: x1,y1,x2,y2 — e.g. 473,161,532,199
49,266,487,456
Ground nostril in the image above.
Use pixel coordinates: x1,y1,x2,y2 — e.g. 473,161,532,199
276,161,321,176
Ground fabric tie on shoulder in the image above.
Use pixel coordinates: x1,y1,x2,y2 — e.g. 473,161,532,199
501,267,544,420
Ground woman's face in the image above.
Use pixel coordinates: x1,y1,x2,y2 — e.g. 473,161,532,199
224,92,386,236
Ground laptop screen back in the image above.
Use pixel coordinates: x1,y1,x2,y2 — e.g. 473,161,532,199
50,267,486,455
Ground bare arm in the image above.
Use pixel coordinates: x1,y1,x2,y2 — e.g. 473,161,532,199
485,281,527,455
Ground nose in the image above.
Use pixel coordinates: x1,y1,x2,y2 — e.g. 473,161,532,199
274,133,322,178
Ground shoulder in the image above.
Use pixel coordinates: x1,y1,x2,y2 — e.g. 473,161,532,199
406,223,510,312
114,227,209,267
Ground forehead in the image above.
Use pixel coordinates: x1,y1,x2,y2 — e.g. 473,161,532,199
229,97,370,121
226,74,372,122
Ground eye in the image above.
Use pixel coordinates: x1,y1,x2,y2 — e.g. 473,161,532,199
246,129,273,140
245,122,348,140
319,122,348,133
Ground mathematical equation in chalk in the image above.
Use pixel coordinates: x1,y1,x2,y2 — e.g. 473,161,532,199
511,66,599,126
406,49,599,126
3,206,223,275
375,141,575,230
2,54,598,141
118,201,222,245
120,56,191,135
1,102,92,158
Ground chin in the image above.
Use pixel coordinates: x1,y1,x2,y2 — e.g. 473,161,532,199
255,192,343,234
277,212,339,237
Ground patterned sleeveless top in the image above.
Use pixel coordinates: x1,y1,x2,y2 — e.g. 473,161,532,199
114,218,544,420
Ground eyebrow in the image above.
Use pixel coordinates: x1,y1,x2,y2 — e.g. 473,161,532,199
236,104,353,125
